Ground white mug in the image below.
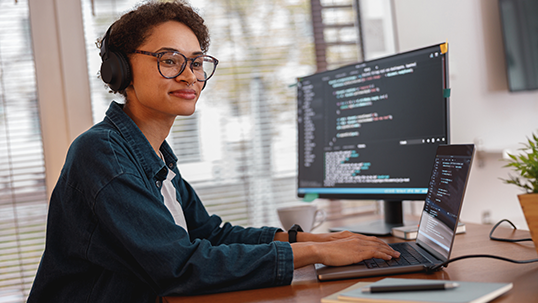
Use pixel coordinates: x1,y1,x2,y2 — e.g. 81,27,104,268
277,204,327,232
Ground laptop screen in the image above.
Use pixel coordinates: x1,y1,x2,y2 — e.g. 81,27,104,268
416,145,474,260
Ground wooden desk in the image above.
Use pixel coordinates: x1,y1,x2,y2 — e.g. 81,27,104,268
164,222,538,303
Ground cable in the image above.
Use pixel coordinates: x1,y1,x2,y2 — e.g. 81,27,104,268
489,219,532,242
425,219,538,273
427,254,538,272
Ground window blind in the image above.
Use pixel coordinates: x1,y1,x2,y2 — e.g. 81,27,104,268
82,0,368,229
0,1,48,302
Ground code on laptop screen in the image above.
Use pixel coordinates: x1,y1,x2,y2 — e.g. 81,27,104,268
416,145,474,259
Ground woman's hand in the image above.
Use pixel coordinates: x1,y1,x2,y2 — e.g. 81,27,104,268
290,232,400,269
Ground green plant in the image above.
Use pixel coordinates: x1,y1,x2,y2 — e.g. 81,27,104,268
502,133,538,194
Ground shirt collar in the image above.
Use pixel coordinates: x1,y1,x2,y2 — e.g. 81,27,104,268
104,101,178,180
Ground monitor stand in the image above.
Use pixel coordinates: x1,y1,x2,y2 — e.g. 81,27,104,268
329,200,404,236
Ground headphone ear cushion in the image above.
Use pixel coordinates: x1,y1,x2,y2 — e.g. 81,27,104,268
100,50,131,91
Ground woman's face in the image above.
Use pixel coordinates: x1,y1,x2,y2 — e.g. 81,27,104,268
126,21,204,120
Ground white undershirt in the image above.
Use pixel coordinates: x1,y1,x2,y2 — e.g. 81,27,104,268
159,153,188,232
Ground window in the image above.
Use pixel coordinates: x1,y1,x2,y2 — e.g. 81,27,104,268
0,1,48,302
0,0,379,302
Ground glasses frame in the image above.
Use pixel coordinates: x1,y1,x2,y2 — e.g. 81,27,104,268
132,50,219,82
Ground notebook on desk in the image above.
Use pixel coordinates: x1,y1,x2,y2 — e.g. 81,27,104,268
316,144,475,281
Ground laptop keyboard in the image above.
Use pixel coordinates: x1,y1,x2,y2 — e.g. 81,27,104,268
360,242,430,268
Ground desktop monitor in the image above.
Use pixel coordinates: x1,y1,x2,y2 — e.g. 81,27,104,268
296,43,450,235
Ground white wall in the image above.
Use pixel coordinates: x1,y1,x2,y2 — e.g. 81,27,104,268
393,0,538,229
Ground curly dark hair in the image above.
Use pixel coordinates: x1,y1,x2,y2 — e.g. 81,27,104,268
98,0,210,96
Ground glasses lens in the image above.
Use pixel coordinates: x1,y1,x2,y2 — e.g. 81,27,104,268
159,52,186,78
192,56,217,81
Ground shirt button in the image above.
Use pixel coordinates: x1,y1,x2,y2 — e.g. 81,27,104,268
156,181,162,188
168,163,174,169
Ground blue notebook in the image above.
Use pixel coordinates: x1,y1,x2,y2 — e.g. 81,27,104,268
337,278,512,303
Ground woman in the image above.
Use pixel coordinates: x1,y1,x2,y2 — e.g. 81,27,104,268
27,1,399,302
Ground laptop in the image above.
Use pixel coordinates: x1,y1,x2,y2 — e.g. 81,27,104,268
315,144,475,281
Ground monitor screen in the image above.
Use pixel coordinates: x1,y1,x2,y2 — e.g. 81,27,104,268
296,43,450,235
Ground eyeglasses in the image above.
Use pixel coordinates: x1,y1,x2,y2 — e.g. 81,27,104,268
132,50,218,82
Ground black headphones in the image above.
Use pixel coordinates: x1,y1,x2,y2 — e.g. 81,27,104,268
99,25,131,92
100,25,207,92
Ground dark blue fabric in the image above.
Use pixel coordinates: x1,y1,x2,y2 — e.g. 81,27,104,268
27,101,293,303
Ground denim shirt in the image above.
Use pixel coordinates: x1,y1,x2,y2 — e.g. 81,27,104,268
27,101,294,303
